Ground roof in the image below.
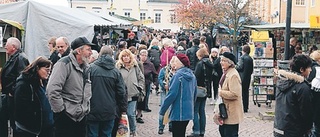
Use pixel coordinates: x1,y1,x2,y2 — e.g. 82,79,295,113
112,14,139,22
243,23,313,30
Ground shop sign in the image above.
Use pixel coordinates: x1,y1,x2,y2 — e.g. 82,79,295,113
310,15,320,28
251,30,269,42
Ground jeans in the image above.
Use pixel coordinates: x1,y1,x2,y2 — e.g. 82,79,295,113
158,115,172,130
144,84,151,110
219,124,239,137
127,101,137,133
192,97,206,135
160,89,166,106
87,119,115,137
54,112,87,137
172,121,189,137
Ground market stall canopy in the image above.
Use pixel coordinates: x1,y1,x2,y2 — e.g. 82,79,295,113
244,23,311,30
0,0,117,61
0,19,24,31
83,11,132,26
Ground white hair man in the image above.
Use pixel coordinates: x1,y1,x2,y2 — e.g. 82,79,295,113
0,37,29,136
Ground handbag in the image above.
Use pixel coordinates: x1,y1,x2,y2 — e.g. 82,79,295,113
219,101,228,119
196,86,207,97
116,114,130,137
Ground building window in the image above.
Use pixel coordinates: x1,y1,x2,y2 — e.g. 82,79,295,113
125,12,131,17
296,0,305,5
170,14,176,23
109,12,115,16
76,6,86,9
311,0,315,6
155,13,161,23
140,13,146,20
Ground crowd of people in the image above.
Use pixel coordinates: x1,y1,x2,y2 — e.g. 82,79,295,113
0,28,319,137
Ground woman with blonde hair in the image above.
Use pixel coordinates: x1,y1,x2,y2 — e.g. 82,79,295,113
188,48,213,137
116,49,145,137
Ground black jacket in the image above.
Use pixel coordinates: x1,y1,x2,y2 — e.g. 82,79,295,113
1,50,29,95
194,56,214,97
88,55,127,121
307,60,320,125
274,70,313,137
148,46,161,68
126,38,139,47
14,75,53,135
48,47,71,65
213,57,223,81
186,45,199,71
236,53,253,88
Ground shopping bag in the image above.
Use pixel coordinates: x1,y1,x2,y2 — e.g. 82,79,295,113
116,114,130,137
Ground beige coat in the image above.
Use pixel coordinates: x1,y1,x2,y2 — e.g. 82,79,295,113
219,67,244,125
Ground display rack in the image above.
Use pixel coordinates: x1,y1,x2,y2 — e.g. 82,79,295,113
252,41,274,107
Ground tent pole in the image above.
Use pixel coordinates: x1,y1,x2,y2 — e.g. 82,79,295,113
100,26,103,46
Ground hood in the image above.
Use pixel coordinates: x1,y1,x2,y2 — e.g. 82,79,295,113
94,55,115,70
166,47,175,53
277,70,305,93
202,56,214,68
151,45,159,50
177,67,195,81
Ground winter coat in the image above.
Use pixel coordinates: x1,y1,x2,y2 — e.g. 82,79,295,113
148,46,161,68
142,59,158,86
159,67,197,121
126,38,139,47
14,75,53,135
116,58,145,101
308,61,320,126
186,45,200,71
236,53,253,90
0,50,29,95
48,47,71,65
194,56,214,98
213,57,223,81
274,70,313,137
46,53,92,122
219,68,244,125
88,55,127,121
160,47,175,68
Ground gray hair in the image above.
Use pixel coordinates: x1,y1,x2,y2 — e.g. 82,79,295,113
221,56,235,68
56,37,70,47
7,37,21,50
99,46,113,57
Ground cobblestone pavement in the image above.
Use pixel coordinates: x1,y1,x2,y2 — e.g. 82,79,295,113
136,92,275,137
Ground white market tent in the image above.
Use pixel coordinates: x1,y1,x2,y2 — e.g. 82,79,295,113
0,1,129,61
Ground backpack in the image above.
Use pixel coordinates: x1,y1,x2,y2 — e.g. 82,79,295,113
148,48,161,66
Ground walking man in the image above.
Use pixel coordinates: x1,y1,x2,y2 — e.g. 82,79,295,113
47,37,94,137
87,46,127,137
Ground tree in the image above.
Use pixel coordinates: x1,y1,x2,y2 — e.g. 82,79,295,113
211,0,254,55
174,0,218,29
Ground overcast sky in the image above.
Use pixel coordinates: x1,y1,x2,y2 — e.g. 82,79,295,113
32,0,69,7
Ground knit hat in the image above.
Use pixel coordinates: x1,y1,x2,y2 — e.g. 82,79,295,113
222,52,237,64
176,53,190,67
211,48,219,53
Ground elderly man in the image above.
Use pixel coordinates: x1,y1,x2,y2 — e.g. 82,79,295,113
289,37,297,59
47,37,94,137
49,37,71,65
0,37,29,137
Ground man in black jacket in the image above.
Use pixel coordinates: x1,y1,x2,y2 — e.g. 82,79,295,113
236,45,253,112
186,37,200,71
0,37,29,137
88,46,127,137
48,37,71,65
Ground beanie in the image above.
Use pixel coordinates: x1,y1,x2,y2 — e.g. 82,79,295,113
176,53,190,67
222,52,237,64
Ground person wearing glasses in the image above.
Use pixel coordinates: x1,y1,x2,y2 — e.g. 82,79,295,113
14,57,53,137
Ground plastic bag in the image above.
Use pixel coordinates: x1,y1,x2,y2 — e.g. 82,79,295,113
116,114,130,137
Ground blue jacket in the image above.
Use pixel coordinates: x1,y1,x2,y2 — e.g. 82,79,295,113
159,67,197,121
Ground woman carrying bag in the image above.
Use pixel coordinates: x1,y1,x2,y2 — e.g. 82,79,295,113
213,52,244,137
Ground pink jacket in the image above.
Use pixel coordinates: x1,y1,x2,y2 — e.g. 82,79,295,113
160,47,175,68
